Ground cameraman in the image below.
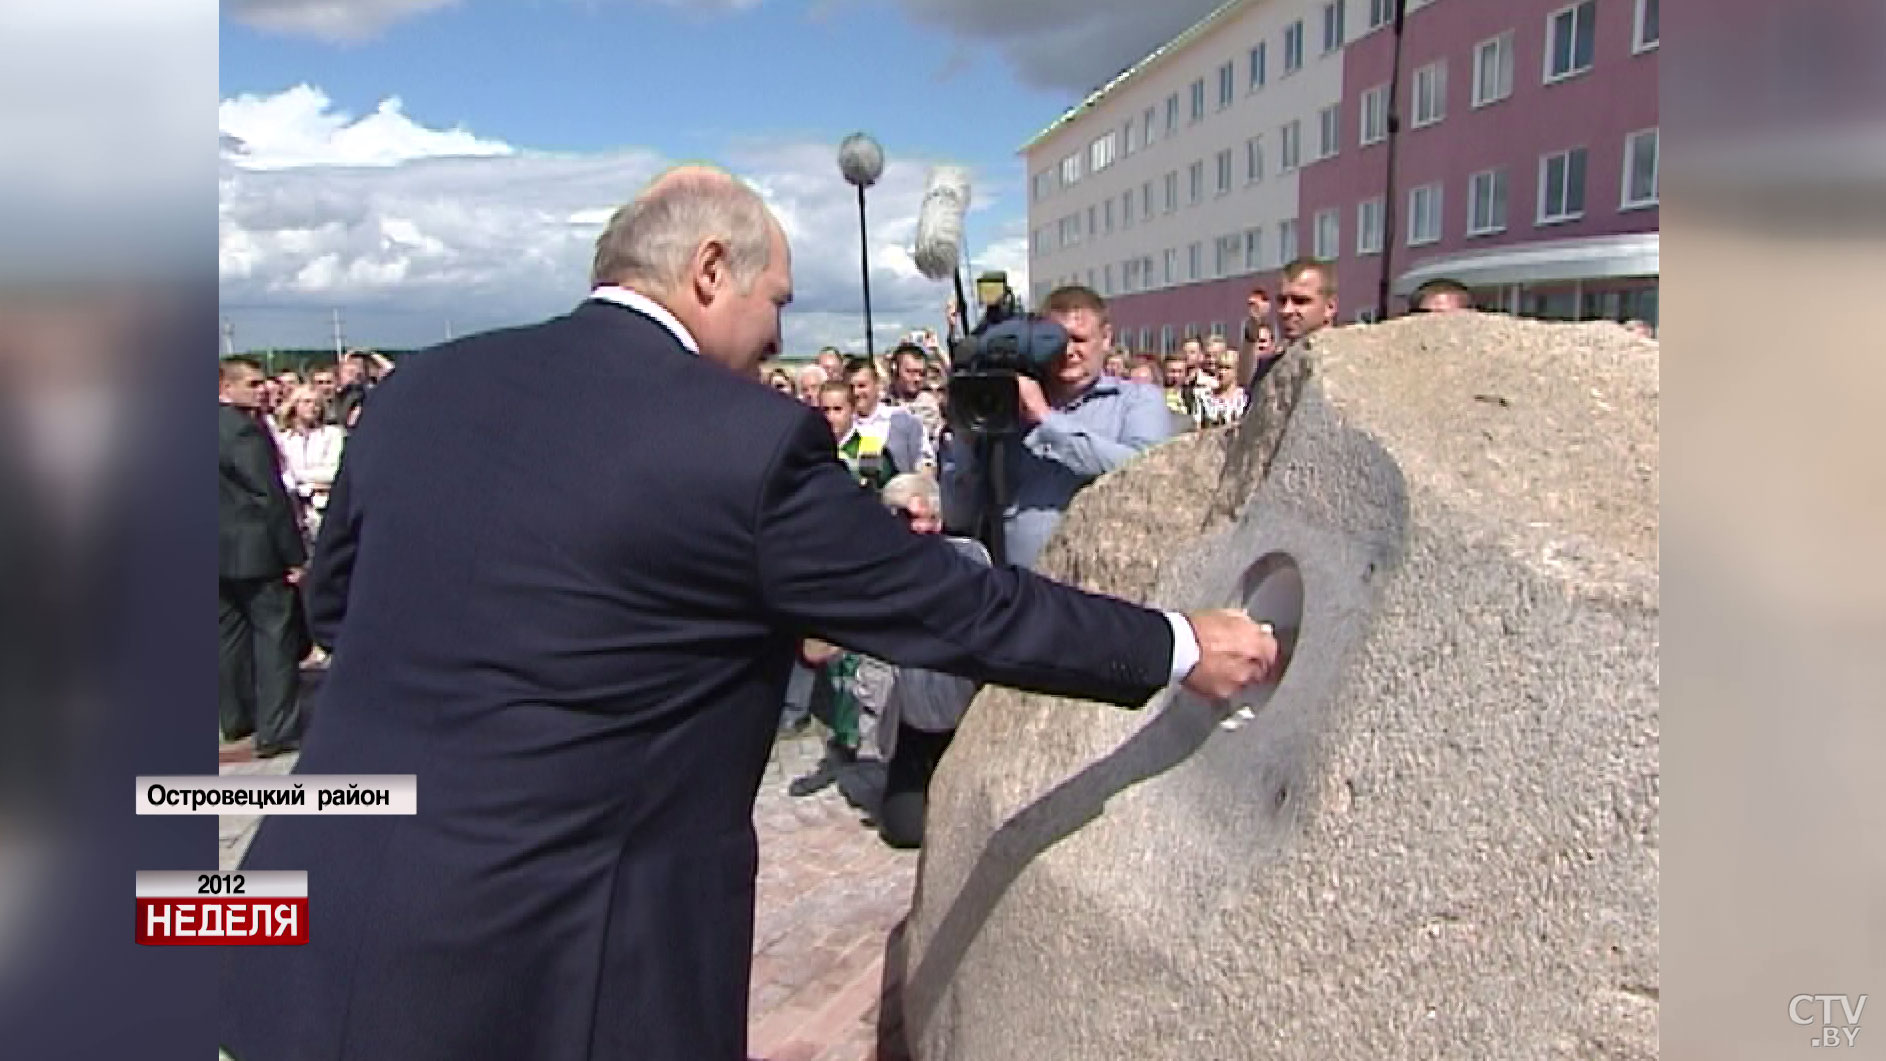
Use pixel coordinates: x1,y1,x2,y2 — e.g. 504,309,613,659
939,285,1172,570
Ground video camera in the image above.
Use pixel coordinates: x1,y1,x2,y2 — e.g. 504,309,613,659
947,271,1067,438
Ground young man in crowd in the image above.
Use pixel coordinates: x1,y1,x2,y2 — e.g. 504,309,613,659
817,380,893,491
844,356,923,478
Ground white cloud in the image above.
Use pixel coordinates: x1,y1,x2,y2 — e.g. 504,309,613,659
225,0,460,43
219,87,1020,355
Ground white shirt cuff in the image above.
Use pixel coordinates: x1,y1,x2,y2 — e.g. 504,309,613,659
1163,611,1199,685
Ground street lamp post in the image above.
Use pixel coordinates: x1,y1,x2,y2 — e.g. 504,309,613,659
837,132,885,359
1376,0,1411,321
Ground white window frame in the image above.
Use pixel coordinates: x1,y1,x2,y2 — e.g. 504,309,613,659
1218,62,1235,109
1122,190,1135,229
1142,181,1154,220
1280,120,1302,172
1537,147,1588,224
1164,172,1178,213
1215,234,1241,278
1060,153,1082,185
1467,168,1508,236
1412,61,1446,128
1249,42,1268,90
1090,132,1116,172
1188,242,1203,281
1472,32,1514,108
1246,135,1265,183
1164,248,1178,285
1633,0,1659,53
1313,208,1341,260
1190,78,1207,122
1318,103,1341,160
1244,226,1265,270
1322,1,1346,53
1407,183,1442,246
1284,20,1305,73
1360,84,1388,145
1102,264,1114,296
1621,128,1659,209
1279,218,1299,263
1368,0,1394,31
1166,93,1180,133
1160,324,1174,353
1188,160,1205,205
1357,197,1385,255
1544,0,1597,84
1103,197,1115,233
1125,119,1142,155
1216,148,1234,195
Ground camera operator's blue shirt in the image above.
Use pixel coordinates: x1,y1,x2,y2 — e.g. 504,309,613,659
939,375,1174,570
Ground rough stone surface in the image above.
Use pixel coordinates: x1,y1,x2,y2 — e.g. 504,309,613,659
892,314,1660,1060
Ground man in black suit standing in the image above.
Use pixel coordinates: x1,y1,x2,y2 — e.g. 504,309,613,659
219,166,1281,1061
217,356,306,755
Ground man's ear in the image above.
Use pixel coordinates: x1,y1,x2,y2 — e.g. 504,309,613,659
691,239,727,304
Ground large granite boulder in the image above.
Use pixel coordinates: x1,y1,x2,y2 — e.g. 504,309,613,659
892,314,1659,1060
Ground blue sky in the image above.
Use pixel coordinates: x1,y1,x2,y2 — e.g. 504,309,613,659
217,0,1225,353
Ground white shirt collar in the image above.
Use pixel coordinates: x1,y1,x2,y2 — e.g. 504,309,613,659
587,285,699,355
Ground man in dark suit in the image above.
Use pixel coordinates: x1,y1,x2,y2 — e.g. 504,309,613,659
217,356,305,755
219,166,1281,1061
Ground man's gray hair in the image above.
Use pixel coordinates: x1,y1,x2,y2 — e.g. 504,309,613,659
591,168,774,294
794,364,827,387
880,473,939,511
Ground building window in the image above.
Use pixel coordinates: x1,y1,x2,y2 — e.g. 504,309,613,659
1125,120,1142,156
1090,132,1117,172
1164,172,1179,213
1142,181,1154,220
1218,62,1235,108
1104,197,1115,233
1188,242,1203,281
1279,218,1299,262
1368,0,1394,30
1190,78,1206,122
1141,254,1154,288
1215,149,1234,194
1538,147,1588,223
1160,325,1174,354
1122,190,1135,229
1408,183,1442,245
1317,104,1341,160
1102,264,1114,296
1280,120,1302,171
1622,128,1659,208
1122,259,1136,293
1163,248,1179,284
1284,20,1304,73
1215,234,1241,277
1249,42,1267,89
1634,0,1659,52
1360,84,1388,145
1166,93,1180,133
1244,226,1264,270
1473,33,1515,107
1246,135,1265,182
1546,0,1597,82
1468,168,1509,235
1061,153,1082,185
1143,107,1158,147
1086,268,1095,289
1032,171,1051,201
1412,61,1446,127
1322,1,1346,52
1087,205,1097,239
1313,208,1340,260
1189,160,1205,204
1357,197,1385,254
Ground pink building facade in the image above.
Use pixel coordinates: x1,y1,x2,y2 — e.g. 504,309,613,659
1299,0,1660,321
1033,0,1661,348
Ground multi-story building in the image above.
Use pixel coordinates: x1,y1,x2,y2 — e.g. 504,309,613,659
1021,0,1660,351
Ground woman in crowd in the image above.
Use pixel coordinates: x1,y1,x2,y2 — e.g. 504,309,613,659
1196,345,1248,428
273,383,347,544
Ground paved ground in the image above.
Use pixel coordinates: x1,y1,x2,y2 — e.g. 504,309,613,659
219,722,917,1061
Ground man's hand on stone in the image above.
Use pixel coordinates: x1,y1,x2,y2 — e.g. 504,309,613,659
1179,609,1283,702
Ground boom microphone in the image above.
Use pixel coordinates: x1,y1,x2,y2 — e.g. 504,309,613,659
912,166,971,282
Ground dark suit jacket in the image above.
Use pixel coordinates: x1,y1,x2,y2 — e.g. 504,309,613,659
218,403,304,581
219,300,1175,1061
